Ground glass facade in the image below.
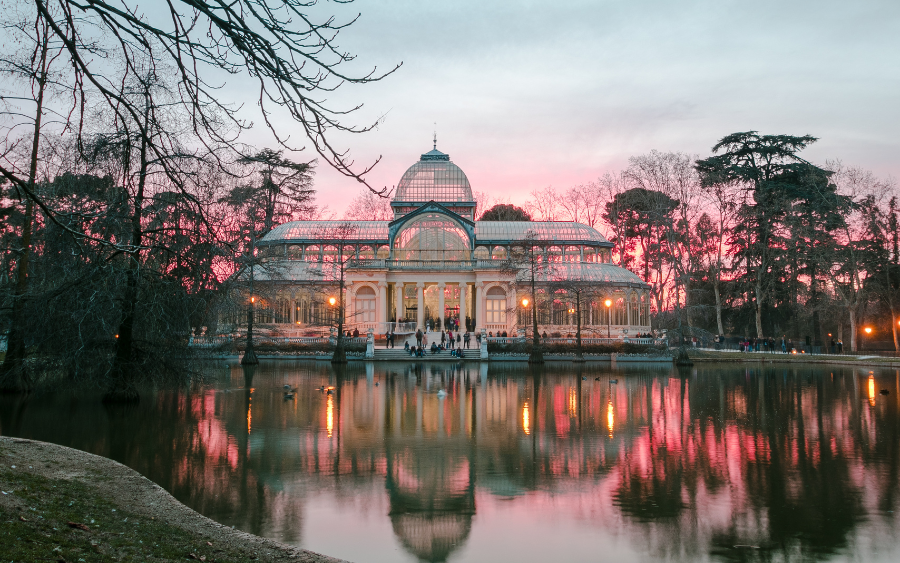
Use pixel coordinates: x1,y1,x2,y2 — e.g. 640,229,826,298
394,213,471,261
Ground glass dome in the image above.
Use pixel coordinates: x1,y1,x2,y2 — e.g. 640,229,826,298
393,148,474,203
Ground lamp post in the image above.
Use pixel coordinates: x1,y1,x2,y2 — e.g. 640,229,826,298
604,299,612,340
864,326,872,352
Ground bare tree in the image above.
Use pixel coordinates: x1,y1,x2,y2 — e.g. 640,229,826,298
0,4,66,390
311,222,360,364
525,186,560,221
597,171,633,265
698,178,739,335
828,164,892,351
504,231,557,363
344,190,393,221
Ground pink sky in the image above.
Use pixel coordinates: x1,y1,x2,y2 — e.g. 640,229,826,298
232,0,899,217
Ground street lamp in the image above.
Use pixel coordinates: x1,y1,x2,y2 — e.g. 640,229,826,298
864,326,873,351
604,299,612,340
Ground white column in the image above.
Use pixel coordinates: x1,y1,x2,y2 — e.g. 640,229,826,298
345,283,354,328
437,282,446,329
395,283,404,325
506,286,514,333
416,281,425,329
475,282,484,332
459,283,467,332
377,282,387,325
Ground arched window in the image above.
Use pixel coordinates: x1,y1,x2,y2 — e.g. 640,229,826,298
641,293,649,326
376,245,390,259
583,247,596,263
474,246,490,260
547,246,563,263
492,246,507,260
358,246,375,259
630,293,639,326
485,286,507,324
614,297,627,325
305,245,321,261
552,291,570,325
287,245,302,259
393,213,471,261
355,286,376,323
564,246,580,262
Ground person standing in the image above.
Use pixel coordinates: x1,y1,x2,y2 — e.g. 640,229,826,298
464,332,470,349
456,332,461,349
416,329,423,348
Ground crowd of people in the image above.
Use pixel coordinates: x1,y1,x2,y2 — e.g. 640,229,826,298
722,335,845,354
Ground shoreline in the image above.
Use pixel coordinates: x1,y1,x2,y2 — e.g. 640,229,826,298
0,436,347,563
685,350,900,369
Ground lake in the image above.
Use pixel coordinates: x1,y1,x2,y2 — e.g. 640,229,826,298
2,361,899,562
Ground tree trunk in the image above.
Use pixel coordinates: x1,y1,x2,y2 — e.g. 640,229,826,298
713,277,724,336
892,308,899,353
529,257,543,364
0,29,50,392
754,281,764,339
849,308,858,352
332,252,347,364
107,96,151,403
574,291,583,361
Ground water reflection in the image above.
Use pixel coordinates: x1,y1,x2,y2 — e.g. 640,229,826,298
2,363,900,563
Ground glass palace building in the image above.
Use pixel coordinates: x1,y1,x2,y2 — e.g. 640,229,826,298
252,146,651,337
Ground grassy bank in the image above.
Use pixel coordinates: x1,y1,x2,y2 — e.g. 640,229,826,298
0,437,342,563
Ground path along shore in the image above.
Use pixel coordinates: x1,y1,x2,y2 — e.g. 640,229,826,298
687,348,900,369
0,436,346,563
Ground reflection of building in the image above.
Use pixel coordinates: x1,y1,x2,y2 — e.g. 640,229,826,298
386,447,475,562
249,144,650,337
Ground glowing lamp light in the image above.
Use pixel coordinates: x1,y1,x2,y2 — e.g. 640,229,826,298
329,296,337,306
523,402,530,435
568,308,576,314
522,298,529,307
251,296,255,303
868,375,876,406
864,327,873,334
604,299,612,308
606,399,614,437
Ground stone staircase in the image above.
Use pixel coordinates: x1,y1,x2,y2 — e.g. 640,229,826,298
372,347,478,361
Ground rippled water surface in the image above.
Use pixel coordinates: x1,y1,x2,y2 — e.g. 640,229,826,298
2,361,900,562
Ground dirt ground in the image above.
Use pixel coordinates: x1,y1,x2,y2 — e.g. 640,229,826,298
0,436,348,562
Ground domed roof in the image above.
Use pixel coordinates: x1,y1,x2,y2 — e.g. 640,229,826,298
393,146,473,204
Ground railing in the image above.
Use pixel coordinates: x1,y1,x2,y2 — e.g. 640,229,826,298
189,335,233,348
347,259,506,271
349,321,418,335
486,336,655,346
188,335,368,347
